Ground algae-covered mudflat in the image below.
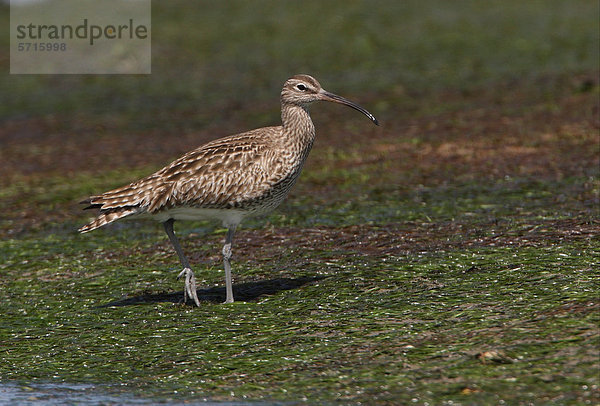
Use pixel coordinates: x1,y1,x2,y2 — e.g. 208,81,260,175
1,1,598,404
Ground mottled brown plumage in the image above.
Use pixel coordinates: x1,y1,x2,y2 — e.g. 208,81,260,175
80,74,378,305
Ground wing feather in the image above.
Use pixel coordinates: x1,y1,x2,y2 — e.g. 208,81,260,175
82,127,290,218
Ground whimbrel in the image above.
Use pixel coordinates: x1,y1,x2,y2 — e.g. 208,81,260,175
79,74,378,305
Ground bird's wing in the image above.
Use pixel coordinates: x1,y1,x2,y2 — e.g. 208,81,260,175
85,127,289,213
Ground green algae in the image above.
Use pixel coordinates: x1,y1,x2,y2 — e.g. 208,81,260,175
1,233,598,403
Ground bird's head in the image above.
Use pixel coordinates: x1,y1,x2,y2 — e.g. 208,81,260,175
281,74,379,126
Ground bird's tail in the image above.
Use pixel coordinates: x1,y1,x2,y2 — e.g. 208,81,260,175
78,178,158,233
78,207,139,233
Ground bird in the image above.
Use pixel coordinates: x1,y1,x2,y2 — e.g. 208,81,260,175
79,74,378,305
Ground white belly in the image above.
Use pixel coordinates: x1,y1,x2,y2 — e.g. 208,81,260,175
149,207,249,227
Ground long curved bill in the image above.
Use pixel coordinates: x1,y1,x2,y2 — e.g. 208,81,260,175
319,90,379,126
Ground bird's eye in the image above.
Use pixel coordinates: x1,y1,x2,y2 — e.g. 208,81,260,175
296,84,307,91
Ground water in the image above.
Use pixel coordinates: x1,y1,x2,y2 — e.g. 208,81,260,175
0,382,275,406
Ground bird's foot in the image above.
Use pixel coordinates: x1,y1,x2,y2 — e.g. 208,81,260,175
177,267,200,307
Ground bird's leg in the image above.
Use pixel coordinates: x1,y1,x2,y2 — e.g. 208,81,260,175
163,219,200,307
223,225,237,304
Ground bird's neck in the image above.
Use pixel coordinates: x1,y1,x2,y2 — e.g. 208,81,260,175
281,103,316,148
